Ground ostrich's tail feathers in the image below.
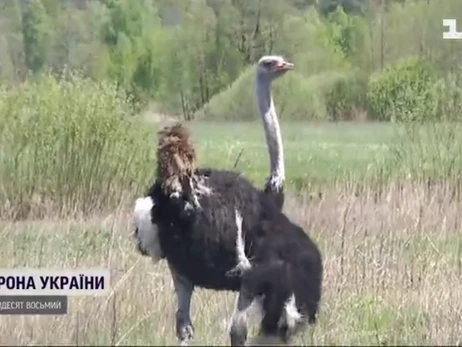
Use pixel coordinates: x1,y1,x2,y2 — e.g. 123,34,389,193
157,123,196,189
156,123,212,208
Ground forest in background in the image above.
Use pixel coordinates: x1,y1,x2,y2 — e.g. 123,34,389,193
1,0,462,121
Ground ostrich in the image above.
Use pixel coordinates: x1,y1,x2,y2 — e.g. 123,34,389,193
133,56,323,346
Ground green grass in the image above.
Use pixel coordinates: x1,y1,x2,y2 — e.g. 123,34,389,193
168,120,462,192
178,121,397,186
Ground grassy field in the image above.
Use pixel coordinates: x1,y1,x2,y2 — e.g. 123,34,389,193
178,120,462,188
188,121,397,185
1,121,462,345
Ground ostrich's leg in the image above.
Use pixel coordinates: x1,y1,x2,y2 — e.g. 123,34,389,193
229,288,255,346
169,264,195,346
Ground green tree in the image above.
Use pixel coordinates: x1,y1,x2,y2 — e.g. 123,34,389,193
21,0,52,73
318,0,366,16
99,0,166,106
0,0,24,82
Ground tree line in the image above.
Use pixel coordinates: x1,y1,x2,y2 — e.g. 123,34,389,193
0,0,461,121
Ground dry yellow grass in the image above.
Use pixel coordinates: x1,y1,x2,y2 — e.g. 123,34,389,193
0,182,461,345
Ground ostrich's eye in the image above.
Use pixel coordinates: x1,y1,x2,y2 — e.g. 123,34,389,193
263,61,275,69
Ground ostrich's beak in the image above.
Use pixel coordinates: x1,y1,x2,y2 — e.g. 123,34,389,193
275,61,294,71
283,61,294,70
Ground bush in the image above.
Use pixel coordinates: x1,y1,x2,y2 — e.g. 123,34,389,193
196,67,255,121
315,70,367,121
0,72,154,218
430,71,462,122
366,59,436,122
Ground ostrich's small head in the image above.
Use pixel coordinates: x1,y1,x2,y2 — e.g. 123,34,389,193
256,55,294,81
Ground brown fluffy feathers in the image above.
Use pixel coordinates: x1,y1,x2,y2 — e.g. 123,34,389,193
156,123,197,197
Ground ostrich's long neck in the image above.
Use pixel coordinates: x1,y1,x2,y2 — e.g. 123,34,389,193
256,76,285,192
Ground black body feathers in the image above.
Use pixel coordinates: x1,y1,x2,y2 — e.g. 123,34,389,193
147,167,323,339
